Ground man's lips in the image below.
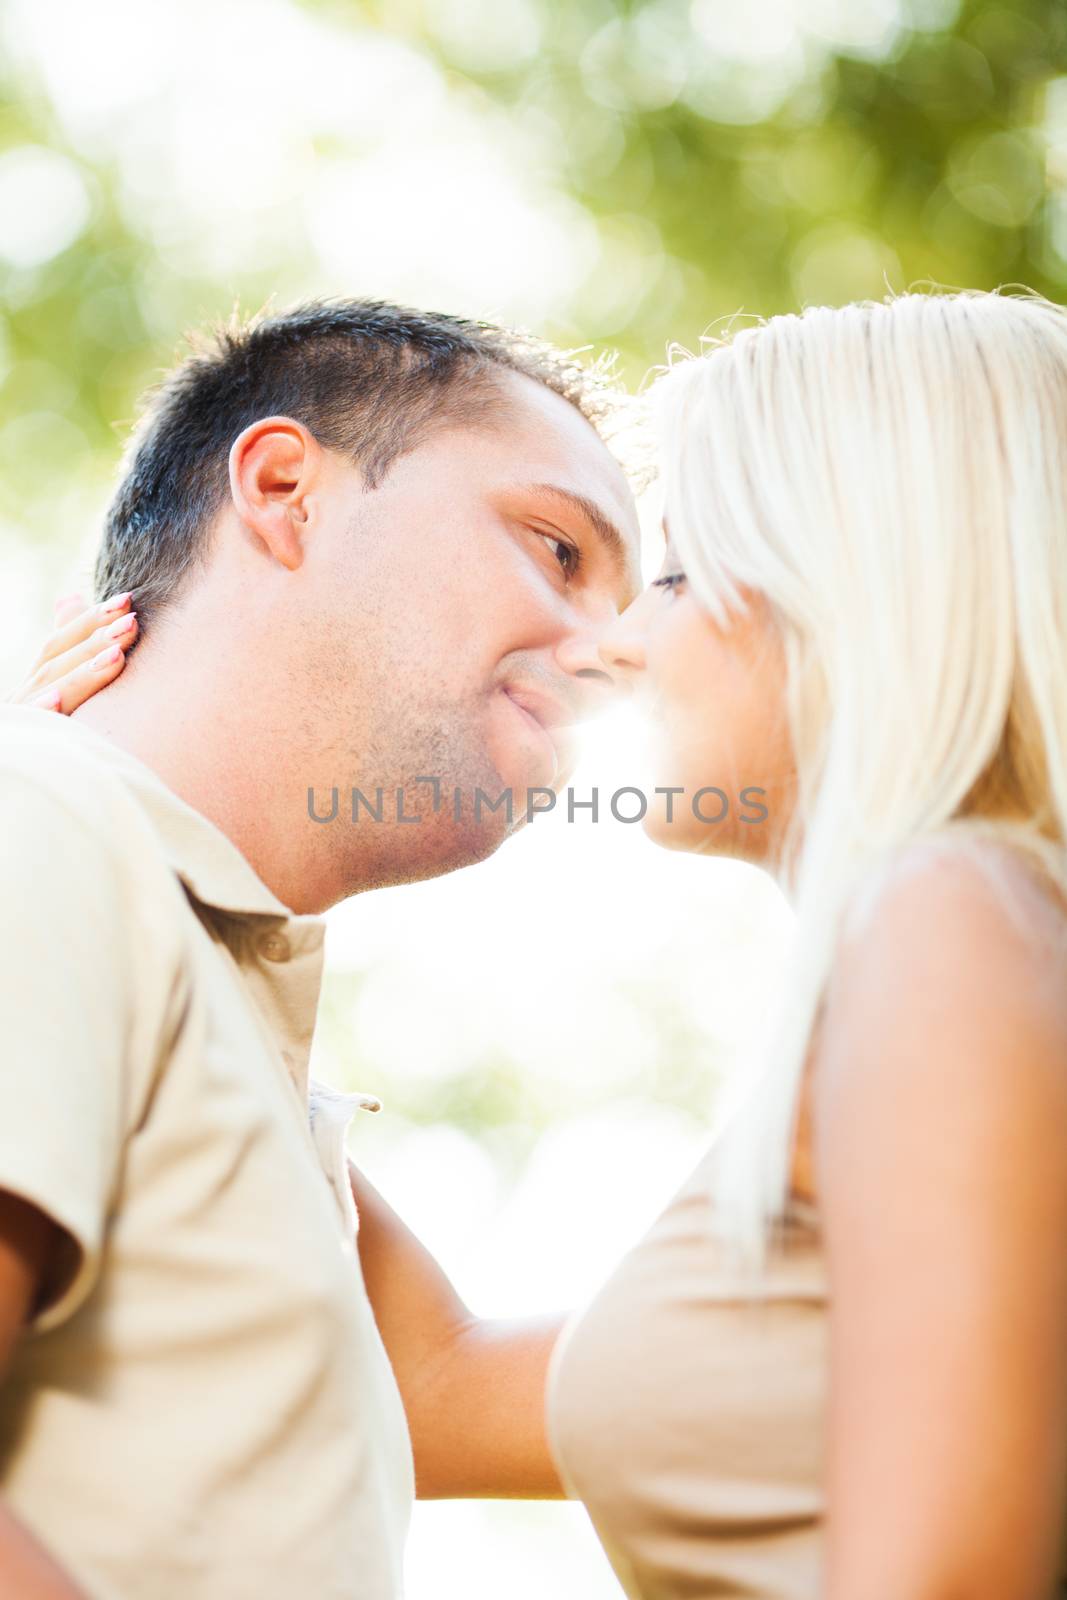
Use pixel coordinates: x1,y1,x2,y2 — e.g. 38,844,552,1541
502,685,575,732
500,686,575,783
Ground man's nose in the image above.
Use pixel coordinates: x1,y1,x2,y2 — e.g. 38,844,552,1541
595,602,648,685
555,628,627,712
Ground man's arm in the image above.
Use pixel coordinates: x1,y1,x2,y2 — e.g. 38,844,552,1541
349,1163,567,1498
0,1194,91,1598
0,755,186,1588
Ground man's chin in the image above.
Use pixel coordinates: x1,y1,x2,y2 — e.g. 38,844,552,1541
343,804,515,894
485,706,561,810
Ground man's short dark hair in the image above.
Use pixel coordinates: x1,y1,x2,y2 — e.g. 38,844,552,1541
95,299,617,633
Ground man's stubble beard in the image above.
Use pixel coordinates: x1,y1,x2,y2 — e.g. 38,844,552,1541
333,682,520,893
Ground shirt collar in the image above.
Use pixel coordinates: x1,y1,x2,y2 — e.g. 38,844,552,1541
18,709,308,924
4,707,352,1136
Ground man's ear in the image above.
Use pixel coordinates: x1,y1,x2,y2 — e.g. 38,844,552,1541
228,417,322,572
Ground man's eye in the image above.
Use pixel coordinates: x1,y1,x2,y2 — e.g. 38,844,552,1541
541,533,580,579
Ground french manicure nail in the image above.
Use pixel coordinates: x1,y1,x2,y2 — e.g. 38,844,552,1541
93,644,123,667
107,612,137,637
101,591,132,613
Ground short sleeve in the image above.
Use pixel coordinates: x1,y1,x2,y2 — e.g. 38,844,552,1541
0,764,183,1333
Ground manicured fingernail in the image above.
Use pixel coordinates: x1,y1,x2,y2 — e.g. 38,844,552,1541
34,687,62,711
107,611,137,637
101,591,132,613
93,644,122,667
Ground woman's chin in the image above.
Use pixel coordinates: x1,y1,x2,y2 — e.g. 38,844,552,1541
640,802,714,855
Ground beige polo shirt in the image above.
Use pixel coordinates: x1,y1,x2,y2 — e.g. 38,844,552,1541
0,706,413,1599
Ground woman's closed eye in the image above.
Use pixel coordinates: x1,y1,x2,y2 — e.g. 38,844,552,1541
652,571,687,593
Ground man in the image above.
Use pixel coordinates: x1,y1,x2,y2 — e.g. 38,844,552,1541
0,299,640,1597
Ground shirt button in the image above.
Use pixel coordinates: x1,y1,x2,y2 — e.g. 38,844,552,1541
258,931,291,963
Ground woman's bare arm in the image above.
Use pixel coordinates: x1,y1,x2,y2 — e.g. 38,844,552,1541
816,843,1067,1600
350,1164,566,1498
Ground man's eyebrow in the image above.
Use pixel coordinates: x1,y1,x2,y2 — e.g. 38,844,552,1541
521,482,634,576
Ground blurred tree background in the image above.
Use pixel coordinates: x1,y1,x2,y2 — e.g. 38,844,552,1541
352,0,1067,356
3,0,1067,564
1,2,1062,1594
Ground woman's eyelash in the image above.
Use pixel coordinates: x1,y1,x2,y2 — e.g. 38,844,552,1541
652,572,686,590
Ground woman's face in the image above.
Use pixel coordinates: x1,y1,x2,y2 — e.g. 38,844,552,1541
598,536,795,862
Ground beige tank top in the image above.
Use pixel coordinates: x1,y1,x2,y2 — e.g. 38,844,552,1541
547,1141,827,1600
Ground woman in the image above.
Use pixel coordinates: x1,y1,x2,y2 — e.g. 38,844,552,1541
551,289,1067,1600
14,289,1067,1599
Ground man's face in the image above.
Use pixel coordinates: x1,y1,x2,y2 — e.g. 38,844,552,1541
287,370,641,895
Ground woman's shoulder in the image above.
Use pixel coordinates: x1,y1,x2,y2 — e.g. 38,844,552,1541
780,832,1067,1226
810,830,1067,1217
836,831,1067,971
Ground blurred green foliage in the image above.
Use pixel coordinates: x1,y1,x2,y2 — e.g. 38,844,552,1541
322,0,1067,367
316,965,723,1177
3,0,1067,535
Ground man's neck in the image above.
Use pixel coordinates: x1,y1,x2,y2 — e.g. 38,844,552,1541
72,646,328,914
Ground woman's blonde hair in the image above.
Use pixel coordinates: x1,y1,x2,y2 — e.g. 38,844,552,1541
653,290,1067,1262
